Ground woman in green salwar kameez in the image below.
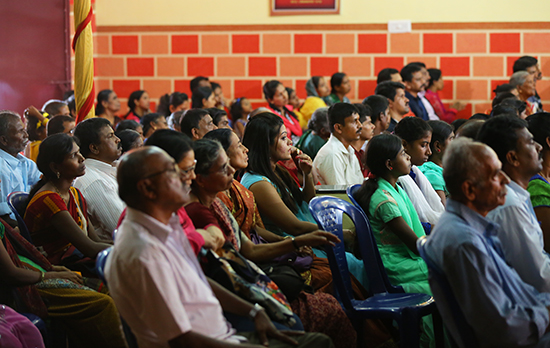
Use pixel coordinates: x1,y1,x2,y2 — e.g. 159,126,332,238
353,134,439,348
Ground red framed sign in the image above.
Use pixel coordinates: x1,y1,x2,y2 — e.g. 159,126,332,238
270,0,340,16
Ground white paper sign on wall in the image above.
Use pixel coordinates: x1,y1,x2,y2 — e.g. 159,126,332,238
388,20,412,33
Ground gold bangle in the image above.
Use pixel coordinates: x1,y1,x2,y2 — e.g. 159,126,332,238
40,271,45,283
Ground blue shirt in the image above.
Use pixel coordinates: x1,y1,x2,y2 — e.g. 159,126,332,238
405,91,429,121
422,199,550,347
487,181,550,293
0,149,42,217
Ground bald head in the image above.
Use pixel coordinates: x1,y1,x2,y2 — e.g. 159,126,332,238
443,137,496,200
117,146,171,205
455,120,484,140
444,137,509,215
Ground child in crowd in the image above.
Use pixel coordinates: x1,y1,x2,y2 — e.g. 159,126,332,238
230,97,253,139
353,134,430,294
394,117,445,228
24,106,48,162
353,133,435,348
419,120,454,206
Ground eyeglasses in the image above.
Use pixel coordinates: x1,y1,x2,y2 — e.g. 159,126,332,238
142,163,180,180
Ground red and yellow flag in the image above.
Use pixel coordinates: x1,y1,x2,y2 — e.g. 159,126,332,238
72,0,95,123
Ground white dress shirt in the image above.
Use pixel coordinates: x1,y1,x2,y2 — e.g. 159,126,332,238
312,134,364,185
487,181,550,293
73,158,125,240
418,91,439,120
106,208,238,348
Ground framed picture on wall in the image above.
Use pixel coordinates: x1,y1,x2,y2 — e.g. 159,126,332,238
270,0,340,16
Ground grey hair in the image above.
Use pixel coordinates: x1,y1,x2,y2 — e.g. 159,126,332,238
193,138,224,176
249,107,271,119
443,137,495,199
308,107,329,133
509,71,530,88
168,110,185,129
0,110,21,137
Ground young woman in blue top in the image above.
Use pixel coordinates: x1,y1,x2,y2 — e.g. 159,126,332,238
241,112,317,236
241,112,369,287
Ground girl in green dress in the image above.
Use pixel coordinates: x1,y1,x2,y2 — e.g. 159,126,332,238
354,133,438,348
419,120,454,206
353,133,430,295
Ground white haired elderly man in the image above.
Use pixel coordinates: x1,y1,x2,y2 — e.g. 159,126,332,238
421,137,550,347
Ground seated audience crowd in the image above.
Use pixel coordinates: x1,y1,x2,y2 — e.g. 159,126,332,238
2,54,549,348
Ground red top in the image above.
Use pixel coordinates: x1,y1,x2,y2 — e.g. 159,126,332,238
185,200,239,250
424,90,458,123
25,188,88,265
267,106,303,140
354,148,369,178
123,110,141,122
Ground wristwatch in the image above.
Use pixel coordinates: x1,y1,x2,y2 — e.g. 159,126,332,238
248,303,264,319
284,236,300,250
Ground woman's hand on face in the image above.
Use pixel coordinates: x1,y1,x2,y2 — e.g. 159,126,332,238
297,153,313,175
291,147,313,175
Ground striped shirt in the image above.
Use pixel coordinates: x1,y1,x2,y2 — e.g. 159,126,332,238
73,158,124,240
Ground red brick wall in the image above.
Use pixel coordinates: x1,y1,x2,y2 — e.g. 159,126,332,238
93,25,550,118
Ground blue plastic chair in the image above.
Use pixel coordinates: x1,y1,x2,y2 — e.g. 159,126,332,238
309,196,442,348
95,247,139,348
346,184,406,294
95,247,113,283
417,237,478,348
346,184,362,209
7,191,33,243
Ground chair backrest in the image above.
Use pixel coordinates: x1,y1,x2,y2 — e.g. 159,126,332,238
309,196,354,309
417,237,478,348
346,184,405,293
95,247,113,284
7,191,33,243
309,196,402,302
346,184,362,209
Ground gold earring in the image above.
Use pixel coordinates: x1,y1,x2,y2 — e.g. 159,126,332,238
56,172,60,179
